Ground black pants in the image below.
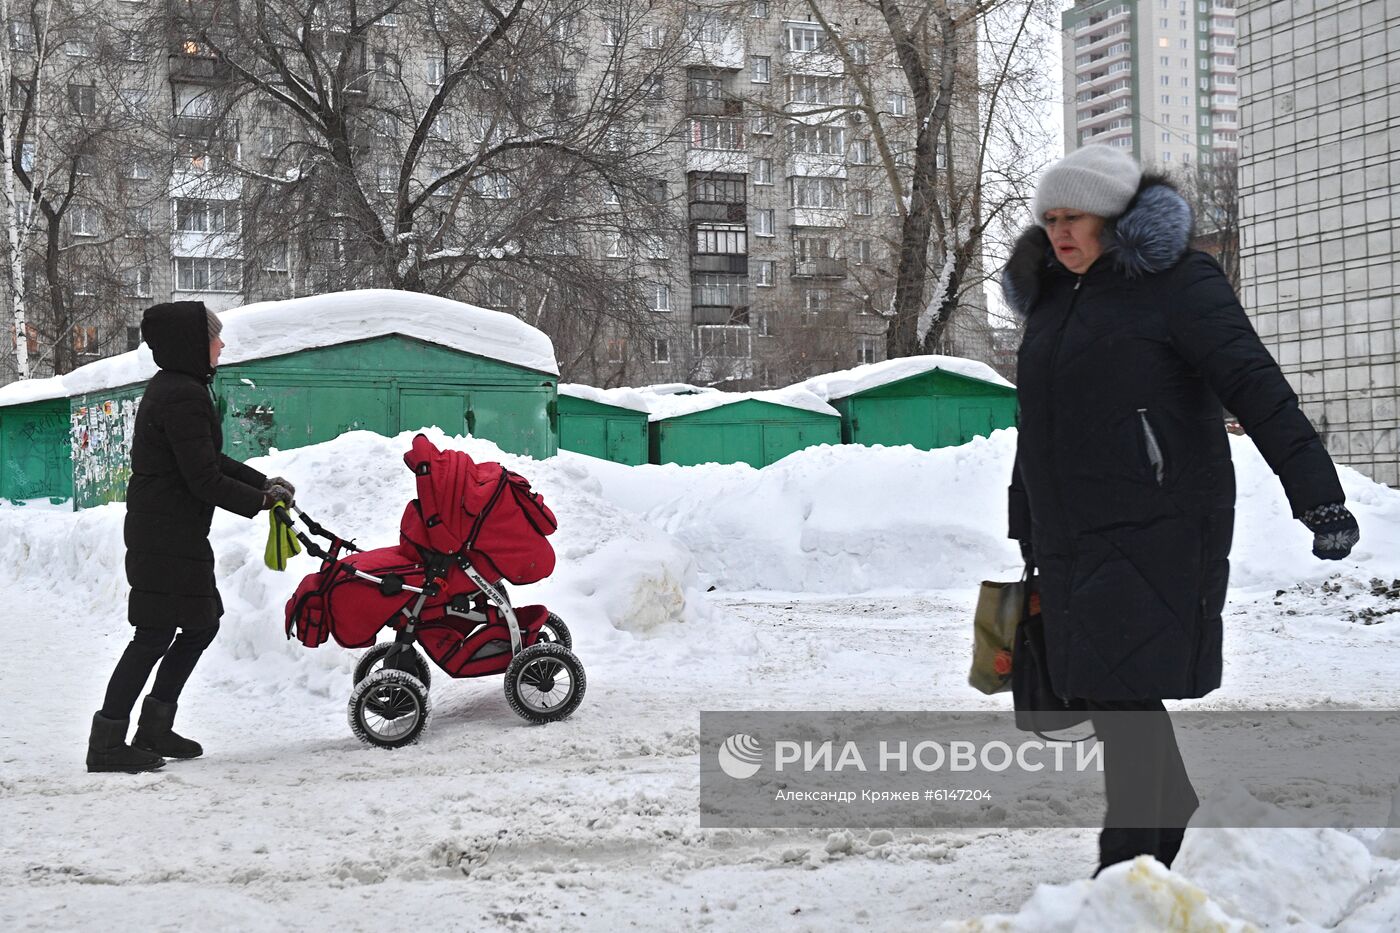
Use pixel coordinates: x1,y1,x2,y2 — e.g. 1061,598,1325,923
100,620,220,720
1085,698,1199,873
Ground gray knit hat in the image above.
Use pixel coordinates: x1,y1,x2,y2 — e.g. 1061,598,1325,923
206,307,223,340
1032,145,1142,225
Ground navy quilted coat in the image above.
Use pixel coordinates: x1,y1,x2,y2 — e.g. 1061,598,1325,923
1002,178,1344,701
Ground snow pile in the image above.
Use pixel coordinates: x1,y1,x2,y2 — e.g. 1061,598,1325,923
0,289,557,406
642,386,839,422
798,354,1015,401
582,428,1400,595
0,428,727,699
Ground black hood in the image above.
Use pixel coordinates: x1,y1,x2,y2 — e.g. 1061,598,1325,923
142,301,213,381
1000,173,1195,317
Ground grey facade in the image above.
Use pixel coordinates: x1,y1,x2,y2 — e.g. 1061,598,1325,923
1237,0,1398,487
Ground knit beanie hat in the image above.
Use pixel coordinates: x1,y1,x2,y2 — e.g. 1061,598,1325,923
1032,145,1142,226
206,307,223,341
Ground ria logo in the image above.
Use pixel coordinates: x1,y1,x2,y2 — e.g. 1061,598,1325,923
717,733,763,780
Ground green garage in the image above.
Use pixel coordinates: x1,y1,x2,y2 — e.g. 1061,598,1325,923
0,379,73,503
648,390,841,468
799,356,1017,450
557,385,650,466
56,289,560,508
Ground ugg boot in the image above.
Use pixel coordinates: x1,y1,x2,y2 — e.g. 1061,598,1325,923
87,712,165,773
132,697,203,759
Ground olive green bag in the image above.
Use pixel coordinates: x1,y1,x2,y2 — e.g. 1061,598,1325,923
968,571,1026,695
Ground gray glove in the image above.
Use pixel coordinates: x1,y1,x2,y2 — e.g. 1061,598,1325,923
263,482,295,508
264,476,296,497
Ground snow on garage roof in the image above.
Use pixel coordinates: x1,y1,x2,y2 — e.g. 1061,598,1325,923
644,386,839,423
558,384,653,414
0,289,558,407
797,355,1014,402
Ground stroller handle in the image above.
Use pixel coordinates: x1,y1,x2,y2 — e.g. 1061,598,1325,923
272,504,360,561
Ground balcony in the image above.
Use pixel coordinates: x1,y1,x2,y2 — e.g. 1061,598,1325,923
1074,6,1130,36
692,303,750,326
169,50,232,84
1077,102,1131,127
173,115,238,140
690,254,748,275
687,95,743,117
689,201,746,223
792,257,847,279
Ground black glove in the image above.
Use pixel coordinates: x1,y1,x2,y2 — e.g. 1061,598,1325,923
1019,539,1035,567
1301,503,1359,561
263,482,295,508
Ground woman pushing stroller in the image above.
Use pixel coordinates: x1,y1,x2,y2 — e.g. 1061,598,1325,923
87,301,296,773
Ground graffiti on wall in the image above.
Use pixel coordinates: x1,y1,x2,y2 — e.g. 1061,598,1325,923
72,396,141,507
2,410,71,501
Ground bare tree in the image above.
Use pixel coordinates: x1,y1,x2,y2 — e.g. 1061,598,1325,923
4,0,163,377
161,0,694,383
1184,149,1239,291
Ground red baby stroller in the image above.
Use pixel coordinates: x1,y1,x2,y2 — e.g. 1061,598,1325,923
279,434,586,748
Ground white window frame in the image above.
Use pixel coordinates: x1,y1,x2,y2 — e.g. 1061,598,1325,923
754,208,774,237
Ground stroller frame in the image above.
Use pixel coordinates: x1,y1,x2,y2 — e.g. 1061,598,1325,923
274,503,528,655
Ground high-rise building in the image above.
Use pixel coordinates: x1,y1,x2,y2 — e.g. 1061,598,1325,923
1062,0,1238,167
1236,0,1398,488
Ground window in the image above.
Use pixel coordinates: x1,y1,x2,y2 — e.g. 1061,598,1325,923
1160,56,1169,66
69,203,99,236
1160,75,1170,86
1163,151,1172,161
606,338,625,364
64,38,92,57
175,198,240,234
426,56,445,87
754,259,775,286
9,20,35,52
122,267,152,298
693,325,750,359
652,338,670,363
754,208,774,236
471,172,513,199
75,154,97,177
1162,131,1171,143
690,173,745,204
848,41,868,65
789,124,844,155
690,118,745,150
1159,17,1168,27
1160,94,1171,105
693,224,747,254
888,91,908,116
175,257,242,292
852,188,872,215
850,139,871,164
803,287,828,314
853,239,871,265
786,23,825,52
650,282,670,311
642,233,668,260
788,74,842,105
68,83,96,115
1181,95,1190,105
1179,39,1188,49
117,86,149,115
794,234,837,261
857,335,879,365
751,0,769,16
258,125,289,158
73,274,96,297
754,158,772,185
601,18,620,46
689,75,721,100
264,242,290,272
125,207,151,236
750,112,773,135
687,12,724,44
1200,39,1209,50
641,23,664,48
606,233,627,257
790,176,845,209
751,56,770,83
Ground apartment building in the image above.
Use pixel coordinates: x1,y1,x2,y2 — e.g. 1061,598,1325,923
3,1,987,389
1062,0,1239,168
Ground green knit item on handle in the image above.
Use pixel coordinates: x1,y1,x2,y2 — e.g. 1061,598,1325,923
264,506,302,571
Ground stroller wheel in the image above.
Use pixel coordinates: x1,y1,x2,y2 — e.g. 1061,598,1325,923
354,642,432,691
536,612,573,650
505,643,586,724
348,670,431,749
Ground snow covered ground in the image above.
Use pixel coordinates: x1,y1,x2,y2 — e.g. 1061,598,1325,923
3,427,1400,931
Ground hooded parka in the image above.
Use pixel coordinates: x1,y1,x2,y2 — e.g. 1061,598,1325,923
1003,178,1344,701
125,302,266,630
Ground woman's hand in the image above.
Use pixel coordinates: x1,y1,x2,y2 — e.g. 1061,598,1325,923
1301,503,1359,560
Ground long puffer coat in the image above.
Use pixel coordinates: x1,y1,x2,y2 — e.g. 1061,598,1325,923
1002,176,1344,701
125,302,267,629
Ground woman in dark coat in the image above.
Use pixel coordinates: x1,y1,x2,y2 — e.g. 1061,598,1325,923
87,301,295,773
1002,145,1358,874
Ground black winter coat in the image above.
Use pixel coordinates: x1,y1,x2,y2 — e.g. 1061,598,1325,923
1002,178,1344,701
125,302,266,629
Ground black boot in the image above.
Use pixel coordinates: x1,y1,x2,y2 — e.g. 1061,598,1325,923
132,697,203,759
87,712,165,773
